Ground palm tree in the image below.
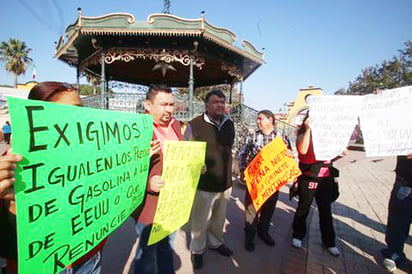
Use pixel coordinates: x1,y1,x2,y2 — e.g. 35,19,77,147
0,38,33,87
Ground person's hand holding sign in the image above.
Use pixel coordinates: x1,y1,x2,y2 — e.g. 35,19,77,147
0,150,22,200
150,140,161,158
148,175,164,193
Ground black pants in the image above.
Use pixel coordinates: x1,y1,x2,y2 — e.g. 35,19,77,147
3,133,10,145
244,190,279,237
385,177,412,261
292,176,336,247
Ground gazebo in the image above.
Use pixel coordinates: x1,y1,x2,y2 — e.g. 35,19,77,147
55,9,264,118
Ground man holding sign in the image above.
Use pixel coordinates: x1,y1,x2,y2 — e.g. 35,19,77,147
239,110,294,252
134,84,183,274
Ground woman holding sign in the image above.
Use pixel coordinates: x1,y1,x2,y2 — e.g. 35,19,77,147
291,113,341,257
0,82,103,274
239,110,292,252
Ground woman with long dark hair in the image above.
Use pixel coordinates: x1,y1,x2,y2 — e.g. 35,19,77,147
0,82,104,274
291,113,340,257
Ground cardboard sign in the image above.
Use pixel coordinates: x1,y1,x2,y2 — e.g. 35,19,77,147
309,95,361,161
360,86,412,157
245,136,301,211
8,97,153,274
148,141,206,245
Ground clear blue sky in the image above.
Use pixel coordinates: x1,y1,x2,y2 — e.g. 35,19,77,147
1,0,411,112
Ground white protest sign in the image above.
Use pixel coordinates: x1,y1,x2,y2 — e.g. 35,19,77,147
360,86,412,157
309,95,361,161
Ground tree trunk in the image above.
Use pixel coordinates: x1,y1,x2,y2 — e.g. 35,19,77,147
14,73,17,88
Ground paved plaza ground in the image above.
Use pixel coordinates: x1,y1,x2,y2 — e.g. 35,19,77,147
102,150,412,274
1,147,411,273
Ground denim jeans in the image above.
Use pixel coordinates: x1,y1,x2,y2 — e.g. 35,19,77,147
60,252,101,274
134,222,175,274
385,177,412,262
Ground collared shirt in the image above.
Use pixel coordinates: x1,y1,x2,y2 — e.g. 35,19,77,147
184,113,231,140
137,118,182,225
239,129,291,171
152,118,179,154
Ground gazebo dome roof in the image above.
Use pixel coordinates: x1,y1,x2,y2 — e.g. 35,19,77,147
55,11,264,87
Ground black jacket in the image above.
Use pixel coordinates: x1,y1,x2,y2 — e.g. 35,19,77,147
189,114,235,192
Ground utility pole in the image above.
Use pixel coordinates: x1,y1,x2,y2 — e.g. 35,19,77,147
162,0,171,14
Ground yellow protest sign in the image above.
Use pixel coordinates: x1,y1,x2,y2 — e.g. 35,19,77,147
245,136,301,211
148,141,206,245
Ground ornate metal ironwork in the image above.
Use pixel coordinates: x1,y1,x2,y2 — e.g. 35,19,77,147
82,93,297,183
82,92,205,121
104,48,205,69
108,81,149,93
221,63,243,81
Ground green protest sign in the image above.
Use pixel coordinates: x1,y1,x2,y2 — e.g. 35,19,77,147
7,97,153,274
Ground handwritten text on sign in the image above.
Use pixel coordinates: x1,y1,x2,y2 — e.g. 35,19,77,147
309,95,361,161
245,136,301,211
148,141,206,245
7,97,153,274
360,86,412,157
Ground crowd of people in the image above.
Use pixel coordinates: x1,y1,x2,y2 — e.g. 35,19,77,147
0,81,410,274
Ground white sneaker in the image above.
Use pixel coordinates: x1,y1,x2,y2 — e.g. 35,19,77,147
382,258,397,272
292,238,302,248
327,246,340,257
382,253,399,273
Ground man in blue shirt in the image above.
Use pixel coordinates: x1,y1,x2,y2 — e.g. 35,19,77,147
2,121,11,144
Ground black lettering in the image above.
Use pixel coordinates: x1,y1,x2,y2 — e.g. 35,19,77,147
48,167,65,186
68,185,85,211
86,122,101,150
29,204,42,223
123,124,132,140
84,207,93,227
71,215,83,236
53,123,70,148
23,163,45,193
26,106,48,152
43,245,69,274
69,242,83,260
132,122,141,139
77,122,84,144
28,232,55,259
106,122,121,144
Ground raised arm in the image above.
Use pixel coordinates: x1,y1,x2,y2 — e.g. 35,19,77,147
296,117,312,155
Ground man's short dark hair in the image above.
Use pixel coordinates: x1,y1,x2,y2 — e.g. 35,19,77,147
146,84,172,101
204,89,225,103
258,110,275,125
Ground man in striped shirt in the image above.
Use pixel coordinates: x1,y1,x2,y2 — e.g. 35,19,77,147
239,110,292,252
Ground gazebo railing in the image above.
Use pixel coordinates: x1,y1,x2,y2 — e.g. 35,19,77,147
82,92,205,122
83,93,297,148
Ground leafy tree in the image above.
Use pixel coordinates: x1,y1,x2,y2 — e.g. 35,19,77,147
78,84,113,96
0,38,33,87
79,84,100,96
336,41,412,95
176,83,242,105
